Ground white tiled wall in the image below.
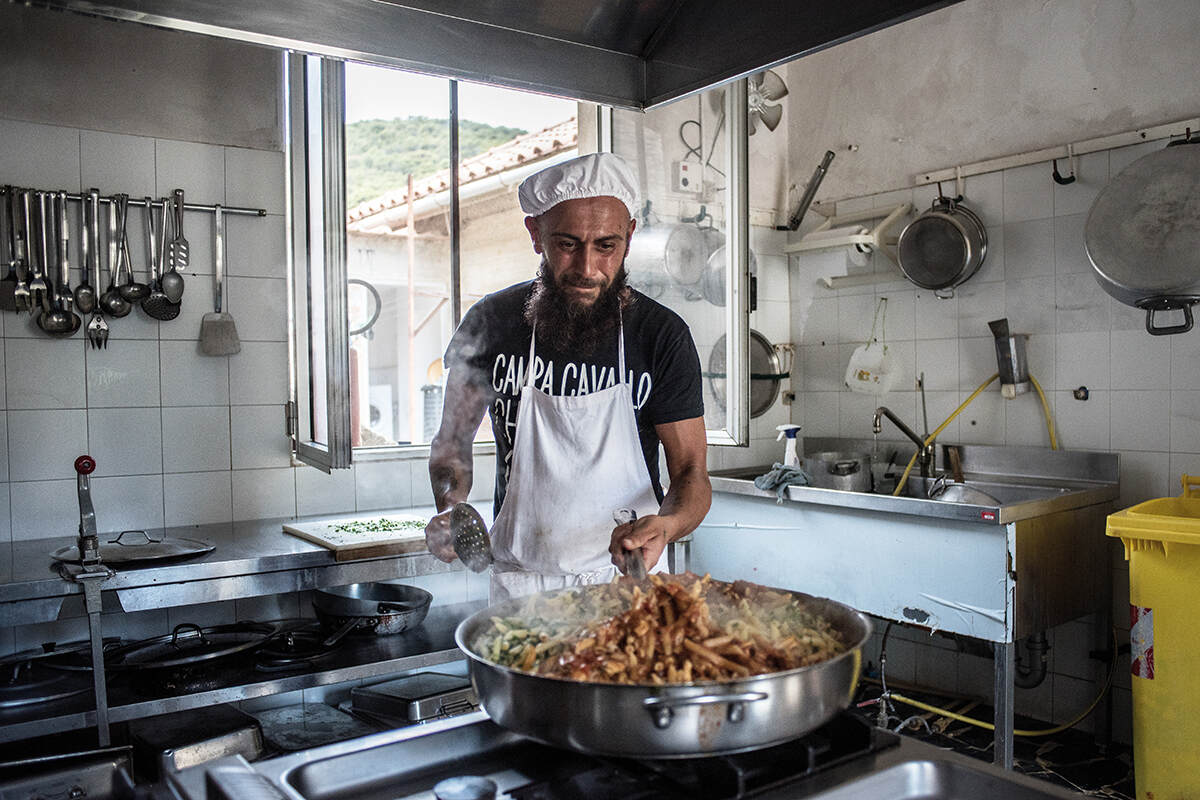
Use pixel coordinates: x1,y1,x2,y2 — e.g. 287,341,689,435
0,116,499,548
788,140,1200,742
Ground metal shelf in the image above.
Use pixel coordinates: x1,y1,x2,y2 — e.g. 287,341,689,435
0,509,474,746
0,600,483,744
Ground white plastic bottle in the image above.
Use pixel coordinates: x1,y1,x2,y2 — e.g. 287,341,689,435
775,424,802,467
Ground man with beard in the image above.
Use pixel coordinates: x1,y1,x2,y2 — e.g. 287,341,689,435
424,152,711,601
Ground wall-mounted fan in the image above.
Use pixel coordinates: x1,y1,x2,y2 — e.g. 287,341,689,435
708,69,789,134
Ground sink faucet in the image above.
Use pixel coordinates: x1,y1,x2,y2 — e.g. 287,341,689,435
873,407,937,477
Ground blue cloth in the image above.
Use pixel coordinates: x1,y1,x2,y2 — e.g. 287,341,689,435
753,462,811,503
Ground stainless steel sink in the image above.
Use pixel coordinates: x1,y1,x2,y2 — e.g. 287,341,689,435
809,759,1071,799
706,441,1119,525
710,466,776,481
709,467,1073,505
894,476,1073,506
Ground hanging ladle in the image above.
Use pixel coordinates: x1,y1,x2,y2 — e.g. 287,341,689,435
141,198,180,322
98,195,132,318
73,188,99,315
39,192,80,338
117,201,150,302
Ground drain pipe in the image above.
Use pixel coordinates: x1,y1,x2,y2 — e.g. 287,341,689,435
1014,632,1050,689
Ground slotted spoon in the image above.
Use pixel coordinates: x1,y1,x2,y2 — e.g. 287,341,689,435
450,502,494,573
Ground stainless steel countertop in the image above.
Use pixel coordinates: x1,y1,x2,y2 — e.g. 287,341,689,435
710,440,1119,525
0,507,460,625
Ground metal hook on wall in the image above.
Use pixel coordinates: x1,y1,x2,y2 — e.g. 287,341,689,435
1052,143,1077,185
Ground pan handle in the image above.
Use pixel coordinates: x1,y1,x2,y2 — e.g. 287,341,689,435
642,691,768,729
1139,298,1198,336
375,601,422,614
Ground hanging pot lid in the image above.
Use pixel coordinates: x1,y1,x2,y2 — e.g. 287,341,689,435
106,621,275,671
50,530,215,566
1085,141,1200,299
707,330,785,418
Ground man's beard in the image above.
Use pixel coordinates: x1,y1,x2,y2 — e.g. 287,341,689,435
524,259,631,356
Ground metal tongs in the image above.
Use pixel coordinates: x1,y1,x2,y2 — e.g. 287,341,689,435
613,508,646,579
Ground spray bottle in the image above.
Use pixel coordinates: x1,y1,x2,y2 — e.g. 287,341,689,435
775,424,802,467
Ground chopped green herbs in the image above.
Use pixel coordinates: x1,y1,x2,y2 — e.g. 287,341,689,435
331,518,426,535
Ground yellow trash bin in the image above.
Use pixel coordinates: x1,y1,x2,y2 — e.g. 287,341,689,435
1106,475,1200,800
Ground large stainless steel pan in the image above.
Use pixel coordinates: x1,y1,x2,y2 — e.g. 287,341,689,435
1085,139,1200,335
455,583,870,758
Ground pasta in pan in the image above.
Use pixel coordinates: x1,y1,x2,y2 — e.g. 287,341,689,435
474,573,846,685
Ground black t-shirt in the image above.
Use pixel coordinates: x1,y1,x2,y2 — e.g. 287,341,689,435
444,281,704,514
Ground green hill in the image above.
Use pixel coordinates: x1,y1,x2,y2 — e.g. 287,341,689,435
347,116,527,207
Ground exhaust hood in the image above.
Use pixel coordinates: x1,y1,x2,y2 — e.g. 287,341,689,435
41,0,959,108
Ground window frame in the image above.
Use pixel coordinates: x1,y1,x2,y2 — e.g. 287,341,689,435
288,59,751,468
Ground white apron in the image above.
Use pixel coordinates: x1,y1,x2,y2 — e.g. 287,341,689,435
488,321,664,602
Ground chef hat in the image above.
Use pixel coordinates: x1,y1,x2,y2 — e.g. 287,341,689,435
518,152,639,219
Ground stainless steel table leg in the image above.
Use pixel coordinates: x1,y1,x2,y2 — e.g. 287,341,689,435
667,537,692,574
993,640,1015,768
79,572,110,747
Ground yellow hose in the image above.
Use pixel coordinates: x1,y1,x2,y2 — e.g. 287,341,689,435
1029,374,1058,450
887,628,1116,737
892,374,998,497
891,370,1060,497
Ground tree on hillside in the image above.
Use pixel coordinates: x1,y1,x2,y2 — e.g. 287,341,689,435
347,116,527,207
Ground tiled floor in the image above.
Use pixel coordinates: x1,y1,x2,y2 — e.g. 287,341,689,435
848,682,1135,798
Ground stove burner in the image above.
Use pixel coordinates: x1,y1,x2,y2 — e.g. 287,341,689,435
433,775,499,800
506,714,898,800
255,622,339,672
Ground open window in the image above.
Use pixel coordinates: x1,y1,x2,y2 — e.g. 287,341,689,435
287,54,582,469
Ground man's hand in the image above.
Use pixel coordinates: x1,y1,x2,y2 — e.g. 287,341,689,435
424,509,457,563
609,514,669,574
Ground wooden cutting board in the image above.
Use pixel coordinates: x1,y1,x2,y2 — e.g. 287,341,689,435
282,513,430,562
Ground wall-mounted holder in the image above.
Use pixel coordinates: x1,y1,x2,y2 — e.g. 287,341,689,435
784,202,911,290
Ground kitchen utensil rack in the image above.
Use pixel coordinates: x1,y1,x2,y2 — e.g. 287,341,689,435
48,191,266,217
1,184,268,343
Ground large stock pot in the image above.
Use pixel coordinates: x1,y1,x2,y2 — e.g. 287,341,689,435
454,584,870,759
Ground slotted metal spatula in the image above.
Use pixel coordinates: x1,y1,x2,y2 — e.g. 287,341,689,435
450,502,493,572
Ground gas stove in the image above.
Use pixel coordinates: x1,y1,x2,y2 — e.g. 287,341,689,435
485,713,896,800
169,710,1082,800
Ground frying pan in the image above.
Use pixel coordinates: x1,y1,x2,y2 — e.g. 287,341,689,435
455,581,869,758
312,581,432,644
1085,139,1200,335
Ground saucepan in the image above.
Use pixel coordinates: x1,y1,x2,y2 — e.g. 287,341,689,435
897,194,988,296
455,580,869,758
803,451,873,493
312,581,432,645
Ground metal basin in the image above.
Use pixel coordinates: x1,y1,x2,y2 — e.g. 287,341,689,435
809,759,1075,799
894,476,1072,506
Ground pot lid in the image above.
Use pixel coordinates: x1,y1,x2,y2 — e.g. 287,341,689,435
0,638,122,672
1086,142,1200,296
707,330,784,419
50,530,215,565
0,663,91,708
106,622,274,670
